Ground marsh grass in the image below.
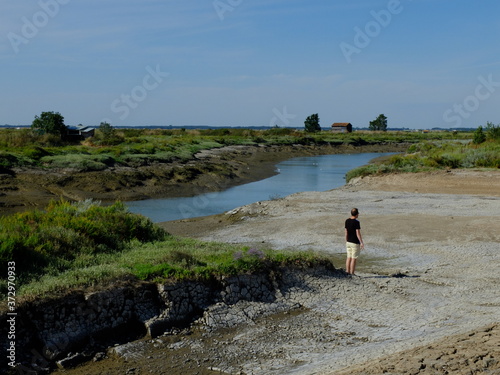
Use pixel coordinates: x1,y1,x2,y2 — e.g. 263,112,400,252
6,238,331,301
0,200,332,301
346,137,499,182
0,200,166,293
0,127,467,171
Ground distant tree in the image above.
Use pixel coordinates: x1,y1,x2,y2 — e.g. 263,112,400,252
31,111,67,137
95,121,123,145
473,125,486,144
369,114,388,131
99,121,114,138
304,113,321,133
485,121,500,141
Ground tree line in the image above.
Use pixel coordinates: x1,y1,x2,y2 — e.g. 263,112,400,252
304,113,388,132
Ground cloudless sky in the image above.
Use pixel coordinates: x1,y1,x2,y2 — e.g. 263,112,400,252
1,0,499,129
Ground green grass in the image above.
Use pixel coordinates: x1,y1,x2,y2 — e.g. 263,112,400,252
0,200,332,301
0,127,470,171
346,135,500,182
0,200,166,292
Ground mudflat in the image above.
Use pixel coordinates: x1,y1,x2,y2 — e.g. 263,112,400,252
158,169,500,374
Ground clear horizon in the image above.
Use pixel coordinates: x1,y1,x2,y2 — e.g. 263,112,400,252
2,1,499,129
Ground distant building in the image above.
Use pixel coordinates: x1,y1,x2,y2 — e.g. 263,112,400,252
66,125,95,140
331,123,353,133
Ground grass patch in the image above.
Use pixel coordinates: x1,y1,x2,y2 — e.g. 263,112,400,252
39,154,115,171
346,135,499,182
0,200,167,294
0,201,333,301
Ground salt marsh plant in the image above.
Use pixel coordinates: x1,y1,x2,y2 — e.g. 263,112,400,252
0,199,333,301
0,200,166,284
346,125,499,182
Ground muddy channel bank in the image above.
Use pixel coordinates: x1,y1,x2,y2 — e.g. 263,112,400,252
2,263,344,375
0,143,407,216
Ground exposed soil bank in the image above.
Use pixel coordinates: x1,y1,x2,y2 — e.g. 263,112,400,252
2,265,341,375
0,143,407,216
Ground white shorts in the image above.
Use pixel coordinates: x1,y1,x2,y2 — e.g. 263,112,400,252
346,242,361,259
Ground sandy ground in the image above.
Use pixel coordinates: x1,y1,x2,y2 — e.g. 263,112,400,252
158,169,500,374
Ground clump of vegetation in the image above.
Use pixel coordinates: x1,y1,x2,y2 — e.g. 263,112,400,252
473,125,486,145
0,200,333,300
304,113,321,133
0,200,167,288
369,114,388,131
346,122,500,182
31,111,67,138
90,122,125,146
127,243,310,282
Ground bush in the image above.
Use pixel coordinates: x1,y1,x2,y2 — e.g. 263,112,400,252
462,148,500,168
0,152,22,169
486,122,500,140
473,126,486,144
0,200,168,281
22,146,52,161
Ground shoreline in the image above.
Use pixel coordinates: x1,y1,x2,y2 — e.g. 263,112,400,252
0,143,407,216
159,169,500,374
159,168,500,239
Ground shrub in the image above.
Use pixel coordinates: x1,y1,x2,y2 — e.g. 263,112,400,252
346,136,499,181
0,152,21,169
473,126,486,144
22,146,52,161
486,122,500,141
0,200,168,280
462,149,500,168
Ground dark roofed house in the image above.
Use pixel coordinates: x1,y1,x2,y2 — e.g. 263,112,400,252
67,125,95,140
331,122,353,133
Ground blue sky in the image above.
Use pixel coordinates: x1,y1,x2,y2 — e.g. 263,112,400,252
1,0,499,129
